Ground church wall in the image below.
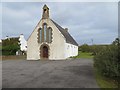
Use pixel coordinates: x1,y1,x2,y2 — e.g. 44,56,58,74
39,19,66,60
27,5,78,60
27,18,78,60
27,19,66,60
65,43,78,58
27,26,40,60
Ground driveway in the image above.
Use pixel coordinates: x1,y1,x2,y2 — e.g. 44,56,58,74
2,59,99,88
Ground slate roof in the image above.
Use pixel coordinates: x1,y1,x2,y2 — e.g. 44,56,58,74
51,19,78,46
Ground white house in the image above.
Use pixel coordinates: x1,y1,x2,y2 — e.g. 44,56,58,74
19,34,27,52
0,39,2,43
27,5,78,60
16,34,27,55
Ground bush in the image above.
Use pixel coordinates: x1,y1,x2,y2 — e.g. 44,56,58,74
94,38,119,81
79,44,107,55
2,38,20,55
79,44,90,52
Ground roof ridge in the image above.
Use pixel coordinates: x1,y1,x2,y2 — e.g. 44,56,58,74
51,19,78,46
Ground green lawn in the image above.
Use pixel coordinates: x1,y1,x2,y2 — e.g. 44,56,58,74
73,51,93,59
94,67,118,89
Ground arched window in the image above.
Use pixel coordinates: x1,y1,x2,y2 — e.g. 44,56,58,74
38,23,52,43
38,28,42,43
43,23,47,42
48,27,52,43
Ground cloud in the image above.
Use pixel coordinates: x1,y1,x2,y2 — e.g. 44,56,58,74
2,2,118,45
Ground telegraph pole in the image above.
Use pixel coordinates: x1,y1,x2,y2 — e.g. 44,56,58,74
91,39,93,45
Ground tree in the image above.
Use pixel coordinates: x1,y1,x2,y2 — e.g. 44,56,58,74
112,38,120,46
79,44,90,52
2,38,20,55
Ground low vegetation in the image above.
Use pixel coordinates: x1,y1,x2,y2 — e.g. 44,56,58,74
2,38,20,55
0,43,2,56
94,38,119,89
2,55,26,60
73,51,93,59
76,38,119,89
94,67,118,89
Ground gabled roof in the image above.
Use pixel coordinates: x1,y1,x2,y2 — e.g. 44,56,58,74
51,19,78,46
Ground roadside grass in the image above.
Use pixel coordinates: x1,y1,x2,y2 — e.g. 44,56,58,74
2,55,26,60
72,51,94,59
0,44,2,56
74,51,118,89
94,67,118,89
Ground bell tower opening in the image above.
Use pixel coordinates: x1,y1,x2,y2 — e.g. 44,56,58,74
42,4,49,19
44,9,46,12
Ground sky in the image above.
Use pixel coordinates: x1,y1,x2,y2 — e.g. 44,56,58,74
1,2,118,45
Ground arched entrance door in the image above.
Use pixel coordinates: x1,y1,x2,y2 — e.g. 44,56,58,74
43,46,48,58
40,44,49,59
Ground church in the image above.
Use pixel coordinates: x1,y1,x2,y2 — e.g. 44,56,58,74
27,5,78,60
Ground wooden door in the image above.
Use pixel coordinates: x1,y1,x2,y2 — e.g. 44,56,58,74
43,46,48,58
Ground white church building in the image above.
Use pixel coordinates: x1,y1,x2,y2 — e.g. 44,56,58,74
27,5,78,60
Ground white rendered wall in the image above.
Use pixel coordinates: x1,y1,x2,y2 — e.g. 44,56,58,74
27,19,66,60
27,25,40,60
19,34,27,51
65,43,78,58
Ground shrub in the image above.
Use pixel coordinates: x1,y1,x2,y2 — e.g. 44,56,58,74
2,38,20,55
79,44,90,52
94,38,119,81
79,44,107,55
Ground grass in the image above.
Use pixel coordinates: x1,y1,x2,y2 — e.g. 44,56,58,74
0,44,2,56
74,51,118,89
2,55,26,60
94,67,118,89
73,51,94,59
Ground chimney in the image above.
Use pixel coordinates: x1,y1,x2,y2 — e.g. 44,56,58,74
5,36,9,39
20,34,24,38
65,28,68,32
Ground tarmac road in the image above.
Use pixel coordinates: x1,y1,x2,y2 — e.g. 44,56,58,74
2,59,99,88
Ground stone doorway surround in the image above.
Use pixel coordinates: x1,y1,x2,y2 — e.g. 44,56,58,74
40,44,49,59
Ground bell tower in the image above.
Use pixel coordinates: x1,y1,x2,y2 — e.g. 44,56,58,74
42,4,49,19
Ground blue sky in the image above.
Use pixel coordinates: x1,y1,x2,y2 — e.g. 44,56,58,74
1,2,118,45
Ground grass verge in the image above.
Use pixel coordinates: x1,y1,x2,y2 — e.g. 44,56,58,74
73,51,94,59
94,67,118,89
1,55,26,60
